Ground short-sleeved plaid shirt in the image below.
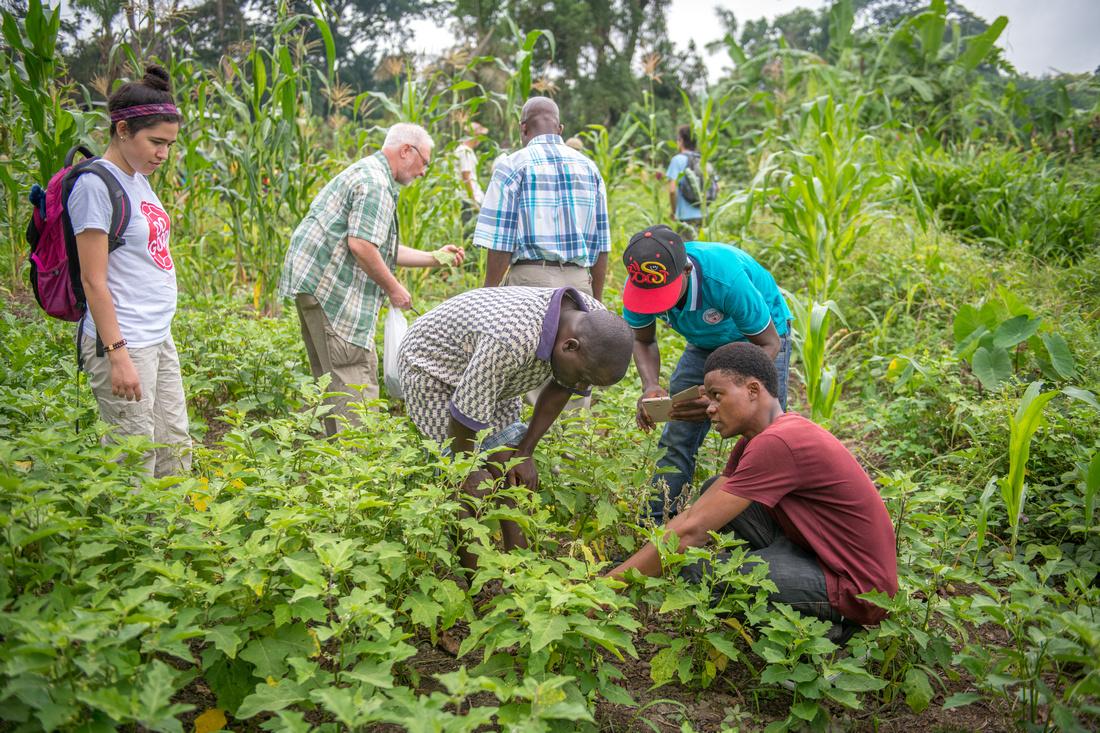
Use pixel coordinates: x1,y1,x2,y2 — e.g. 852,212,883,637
397,287,603,443
278,152,398,349
472,135,610,266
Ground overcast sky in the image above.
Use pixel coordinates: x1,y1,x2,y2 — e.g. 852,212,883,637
409,0,1100,78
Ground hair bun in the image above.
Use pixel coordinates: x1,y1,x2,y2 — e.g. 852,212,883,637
142,64,172,93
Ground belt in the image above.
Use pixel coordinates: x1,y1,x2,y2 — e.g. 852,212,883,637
512,259,585,268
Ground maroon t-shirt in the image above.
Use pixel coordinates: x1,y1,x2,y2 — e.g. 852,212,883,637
719,413,898,625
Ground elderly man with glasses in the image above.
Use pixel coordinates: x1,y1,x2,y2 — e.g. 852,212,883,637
280,122,465,436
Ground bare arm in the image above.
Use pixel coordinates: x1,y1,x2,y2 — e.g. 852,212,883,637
668,178,678,218
608,482,752,579
347,235,410,309
746,320,781,359
76,229,142,401
484,249,512,288
396,244,466,269
632,322,665,432
589,252,608,303
493,380,573,491
515,381,573,458
460,170,478,202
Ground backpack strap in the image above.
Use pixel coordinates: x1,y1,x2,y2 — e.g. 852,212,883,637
81,162,131,253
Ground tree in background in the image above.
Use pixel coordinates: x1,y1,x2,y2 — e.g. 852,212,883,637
450,0,703,131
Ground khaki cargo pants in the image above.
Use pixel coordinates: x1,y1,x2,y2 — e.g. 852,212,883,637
295,294,378,436
82,334,192,478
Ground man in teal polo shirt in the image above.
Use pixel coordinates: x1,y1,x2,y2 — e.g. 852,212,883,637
622,225,792,523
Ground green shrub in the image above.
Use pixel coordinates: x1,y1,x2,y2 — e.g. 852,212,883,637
909,144,1100,262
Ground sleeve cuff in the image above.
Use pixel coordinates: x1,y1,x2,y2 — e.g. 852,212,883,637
742,318,772,337
448,401,490,431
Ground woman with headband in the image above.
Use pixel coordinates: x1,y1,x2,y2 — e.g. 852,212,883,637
69,64,190,476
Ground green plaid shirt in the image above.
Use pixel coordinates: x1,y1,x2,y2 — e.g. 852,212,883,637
279,151,399,349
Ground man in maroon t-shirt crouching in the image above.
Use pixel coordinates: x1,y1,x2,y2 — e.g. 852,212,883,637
608,342,898,640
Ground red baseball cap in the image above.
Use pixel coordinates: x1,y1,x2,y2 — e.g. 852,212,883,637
622,225,688,314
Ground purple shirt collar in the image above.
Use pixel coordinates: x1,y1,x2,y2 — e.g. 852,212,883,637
535,287,589,361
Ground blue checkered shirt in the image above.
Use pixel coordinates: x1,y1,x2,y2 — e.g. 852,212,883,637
473,134,611,266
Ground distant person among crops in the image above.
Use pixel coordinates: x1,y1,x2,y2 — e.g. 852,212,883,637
279,122,465,436
667,124,704,238
621,225,792,523
474,97,611,302
70,64,191,477
455,121,487,211
397,286,633,573
608,342,898,638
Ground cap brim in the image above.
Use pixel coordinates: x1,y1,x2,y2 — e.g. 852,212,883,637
623,273,685,314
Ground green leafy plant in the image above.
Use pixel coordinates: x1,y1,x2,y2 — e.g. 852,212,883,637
953,294,1076,391
754,95,894,299
999,381,1059,553
787,294,847,423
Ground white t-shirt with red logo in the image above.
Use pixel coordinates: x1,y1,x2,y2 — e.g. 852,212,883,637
68,159,177,348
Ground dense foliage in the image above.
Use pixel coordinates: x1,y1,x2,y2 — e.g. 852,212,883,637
1,0,1098,730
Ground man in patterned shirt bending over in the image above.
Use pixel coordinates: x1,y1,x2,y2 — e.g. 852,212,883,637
474,97,611,301
398,286,633,572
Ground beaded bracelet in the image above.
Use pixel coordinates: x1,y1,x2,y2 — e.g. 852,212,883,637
103,338,128,353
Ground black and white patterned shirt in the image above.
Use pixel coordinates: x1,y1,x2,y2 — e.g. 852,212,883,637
397,287,603,443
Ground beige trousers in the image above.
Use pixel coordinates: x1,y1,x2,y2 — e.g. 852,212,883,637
82,334,192,477
503,261,593,295
295,294,378,436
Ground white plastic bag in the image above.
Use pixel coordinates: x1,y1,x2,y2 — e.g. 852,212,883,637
383,307,408,400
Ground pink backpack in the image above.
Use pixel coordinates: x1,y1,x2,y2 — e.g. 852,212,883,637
27,145,130,323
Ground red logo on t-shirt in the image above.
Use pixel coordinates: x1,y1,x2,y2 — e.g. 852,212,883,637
141,201,173,271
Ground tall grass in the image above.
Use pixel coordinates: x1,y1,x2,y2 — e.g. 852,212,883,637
753,95,894,300
909,143,1100,263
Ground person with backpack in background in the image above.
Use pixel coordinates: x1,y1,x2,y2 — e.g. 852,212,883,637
68,64,191,477
666,124,717,239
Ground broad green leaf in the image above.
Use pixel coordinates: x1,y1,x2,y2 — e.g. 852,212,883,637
1085,451,1100,526
528,614,569,653
971,346,1012,390
310,16,336,80
239,624,314,679
832,672,887,692
400,591,442,630
658,587,699,614
903,667,934,713
958,16,1008,71
235,680,308,720
1062,386,1098,410
1040,333,1075,379
791,701,822,721
310,686,382,727
943,692,983,709
992,315,1040,349
206,626,244,659
649,646,678,686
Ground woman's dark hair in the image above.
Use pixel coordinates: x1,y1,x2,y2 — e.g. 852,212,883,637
703,342,779,398
108,64,180,137
677,124,696,151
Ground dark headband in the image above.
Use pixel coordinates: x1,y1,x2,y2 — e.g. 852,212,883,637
110,103,180,122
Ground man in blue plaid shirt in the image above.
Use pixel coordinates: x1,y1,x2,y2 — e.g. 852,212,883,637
473,97,611,301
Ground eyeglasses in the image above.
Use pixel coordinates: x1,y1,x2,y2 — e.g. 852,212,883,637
408,144,430,167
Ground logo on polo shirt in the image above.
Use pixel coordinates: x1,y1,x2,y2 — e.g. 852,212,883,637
702,308,725,324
